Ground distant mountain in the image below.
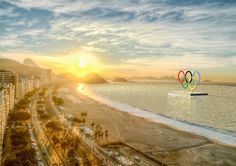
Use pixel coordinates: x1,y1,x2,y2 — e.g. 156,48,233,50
82,73,107,84
0,58,45,77
130,76,158,80
130,75,176,81
23,58,38,67
57,72,80,81
112,77,128,82
158,76,176,81
202,80,212,83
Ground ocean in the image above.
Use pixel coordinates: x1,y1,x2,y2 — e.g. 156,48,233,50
76,82,236,146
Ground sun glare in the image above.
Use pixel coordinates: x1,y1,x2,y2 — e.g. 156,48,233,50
66,53,103,77
78,57,88,68
72,55,94,77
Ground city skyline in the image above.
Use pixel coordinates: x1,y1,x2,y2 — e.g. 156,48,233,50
0,0,236,82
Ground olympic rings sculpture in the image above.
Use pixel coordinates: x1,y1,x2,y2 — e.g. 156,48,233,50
177,70,201,90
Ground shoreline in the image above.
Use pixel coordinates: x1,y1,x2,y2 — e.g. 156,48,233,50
80,90,236,148
59,85,236,165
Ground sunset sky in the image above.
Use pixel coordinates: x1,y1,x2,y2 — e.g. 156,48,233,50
0,0,236,82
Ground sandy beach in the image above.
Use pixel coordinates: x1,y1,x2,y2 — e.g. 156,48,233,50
58,85,236,166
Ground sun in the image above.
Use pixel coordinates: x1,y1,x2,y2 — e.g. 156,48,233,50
78,57,88,68
70,53,103,77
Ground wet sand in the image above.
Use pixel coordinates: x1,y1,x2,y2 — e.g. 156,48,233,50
58,86,236,166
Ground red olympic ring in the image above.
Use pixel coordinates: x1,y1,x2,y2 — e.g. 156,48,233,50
178,70,185,83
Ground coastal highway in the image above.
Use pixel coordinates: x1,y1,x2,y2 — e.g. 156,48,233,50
30,96,49,166
30,95,64,166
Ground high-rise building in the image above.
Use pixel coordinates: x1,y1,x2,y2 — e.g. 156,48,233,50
33,76,41,89
46,69,52,84
6,84,15,110
24,79,33,94
17,78,26,100
40,70,47,85
0,70,18,102
0,87,11,161
0,70,18,85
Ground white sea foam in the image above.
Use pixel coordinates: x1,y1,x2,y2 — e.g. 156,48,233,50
80,91,236,147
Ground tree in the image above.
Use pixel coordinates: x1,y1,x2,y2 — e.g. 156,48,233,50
46,121,62,131
40,114,49,120
52,96,64,106
60,141,68,157
81,112,87,117
37,109,45,115
14,98,30,110
9,111,31,121
4,158,21,166
105,130,109,138
39,90,45,96
10,129,29,147
71,117,81,124
15,147,36,163
91,123,95,129
25,90,36,98
74,136,80,149
37,100,45,104
52,89,58,95
67,148,76,159
100,131,104,140
81,119,86,124
52,135,60,145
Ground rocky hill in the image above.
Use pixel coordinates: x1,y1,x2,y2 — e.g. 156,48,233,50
23,58,38,67
0,58,45,77
82,73,107,84
112,77,128,82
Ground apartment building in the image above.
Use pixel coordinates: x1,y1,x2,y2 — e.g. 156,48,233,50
0,87,11,162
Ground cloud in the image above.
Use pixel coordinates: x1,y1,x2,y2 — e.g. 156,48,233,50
0,0,236,80
123,54,236,70
0,38,23,47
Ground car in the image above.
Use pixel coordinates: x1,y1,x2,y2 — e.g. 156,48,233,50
36,151,41,156
133,156,141,162
31,140,36,143
31,142,37,146
37,161,44,166
35,155,41,161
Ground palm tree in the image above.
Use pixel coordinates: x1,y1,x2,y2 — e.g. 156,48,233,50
61,140,67,157
105,130,108,138
100,131,104,140
91,122,95,129
74,136,80,149
95,123,99,131
81,111,87,117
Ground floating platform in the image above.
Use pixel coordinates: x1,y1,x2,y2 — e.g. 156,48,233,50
168,91,208,97
190,92,208,96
